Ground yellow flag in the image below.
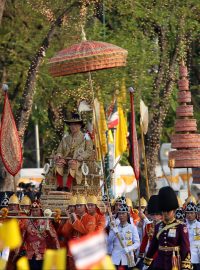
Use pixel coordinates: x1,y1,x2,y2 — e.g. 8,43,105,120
91,255,115,270
0,258,7,270
93,99,108,159
17,256,30,270
42,248,66,270
115,105,127,159
0,219,22,250
108,130,113,144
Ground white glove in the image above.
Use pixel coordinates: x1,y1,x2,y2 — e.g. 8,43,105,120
143,265,149,270
124,247,130,254
112,226,119,234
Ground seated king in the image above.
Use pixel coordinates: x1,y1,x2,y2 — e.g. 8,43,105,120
54,113,93,191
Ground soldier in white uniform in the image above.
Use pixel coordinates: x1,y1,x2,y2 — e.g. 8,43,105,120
185,201,200,270
107,203,140,269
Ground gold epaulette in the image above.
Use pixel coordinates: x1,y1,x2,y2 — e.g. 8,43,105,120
143,257,153,266
176,219,184,225
181,253,192,269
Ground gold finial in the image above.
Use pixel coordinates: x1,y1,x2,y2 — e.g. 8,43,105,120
168,159,175,169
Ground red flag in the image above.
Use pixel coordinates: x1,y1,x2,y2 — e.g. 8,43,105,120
0,92,22,176
129,89,140,180
69,230,107,270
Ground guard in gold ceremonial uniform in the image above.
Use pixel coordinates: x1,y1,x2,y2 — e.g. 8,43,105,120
143,186,192,270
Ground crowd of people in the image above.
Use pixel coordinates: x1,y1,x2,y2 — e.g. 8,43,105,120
0,186,200,270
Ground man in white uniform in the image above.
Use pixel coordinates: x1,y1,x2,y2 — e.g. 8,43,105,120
185,201,200,270
108,203,140,269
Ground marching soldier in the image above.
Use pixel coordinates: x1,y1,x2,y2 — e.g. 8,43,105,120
60,195,96,270
87,195,106,231
137,195,162,269
20,195,31,214
20,200,60,270
6,195,31,270
143,186,192,270
108,203,140,269
7,194,20,215
185,201,200,270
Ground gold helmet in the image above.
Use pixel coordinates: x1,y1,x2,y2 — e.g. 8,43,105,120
177,196,183,207
76,195,87,205
186,195,196,204
140,197,147,207
87,195,98,205
97,201,106,213
20,195,31,206
126,198,133,208
8,194,19,205
68,196,77,206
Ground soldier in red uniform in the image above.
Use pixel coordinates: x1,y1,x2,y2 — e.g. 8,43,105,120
6,194,23,270
60,195,96,270
137,195,162,269
143,186,192,270
87,195,106,231
21,200,60,270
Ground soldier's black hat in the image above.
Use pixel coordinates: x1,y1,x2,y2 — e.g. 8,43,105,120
175,207,185,220
147,195,161,215
185,202,197,212
118,204,129,213
115,196,126,205
0,192,9,207
158,186,179,212
102,194,110,202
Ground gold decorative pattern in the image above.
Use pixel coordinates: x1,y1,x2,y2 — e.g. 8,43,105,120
0,93,22,176
143,257,153,266
181,253,192,269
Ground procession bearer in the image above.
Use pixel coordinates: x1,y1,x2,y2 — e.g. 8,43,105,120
108,203,140,270
185,201,200,270
143,186,192,270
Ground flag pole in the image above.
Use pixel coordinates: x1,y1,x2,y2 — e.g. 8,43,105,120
187,168,191,196
129,87,141,209
140,123,150,200
168,159,175,187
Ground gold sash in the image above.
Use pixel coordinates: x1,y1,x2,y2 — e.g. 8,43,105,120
156,222,179,239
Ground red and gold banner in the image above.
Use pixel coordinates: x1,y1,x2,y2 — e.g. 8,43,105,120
0,93,22,176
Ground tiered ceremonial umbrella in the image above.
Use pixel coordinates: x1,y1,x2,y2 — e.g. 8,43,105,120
48,40,128,76
48,38,128,205
48,38,128,165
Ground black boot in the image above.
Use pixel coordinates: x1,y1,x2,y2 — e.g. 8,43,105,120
63,187,70,192
56,186,63,191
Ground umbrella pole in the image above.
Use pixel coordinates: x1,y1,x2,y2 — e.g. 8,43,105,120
140,122,150,200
